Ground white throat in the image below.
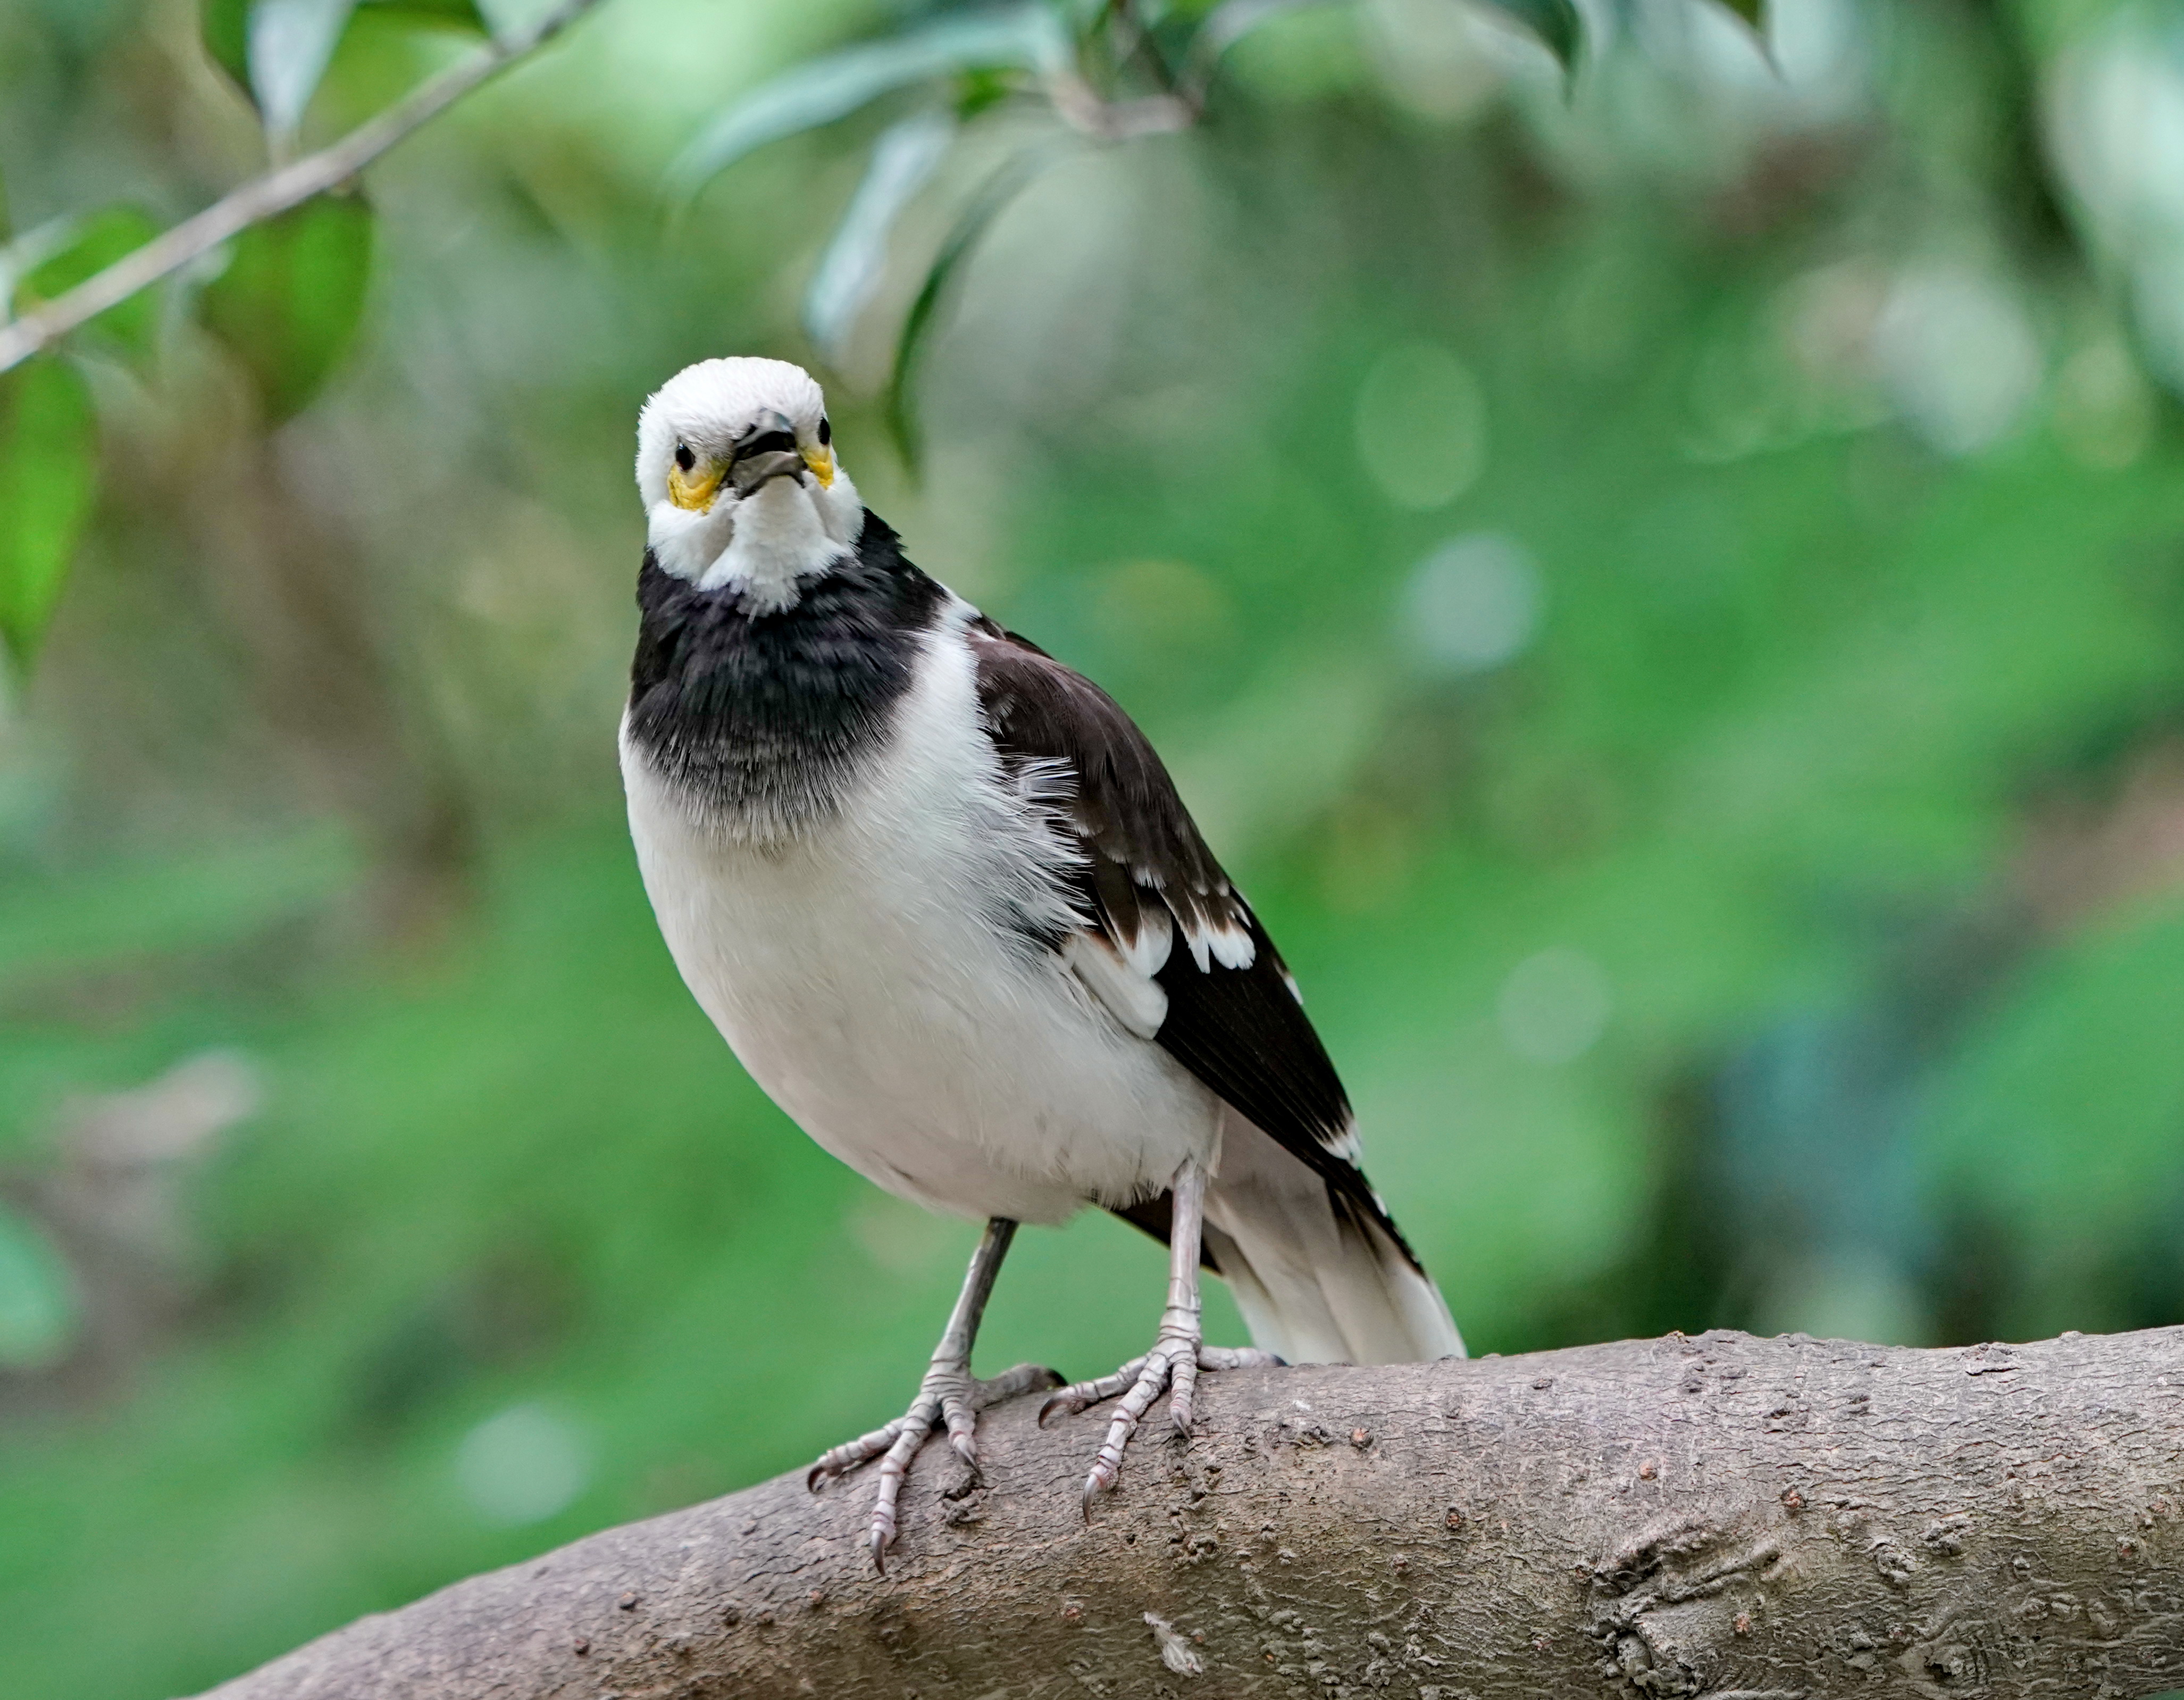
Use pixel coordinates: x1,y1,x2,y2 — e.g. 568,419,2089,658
647,475,863,614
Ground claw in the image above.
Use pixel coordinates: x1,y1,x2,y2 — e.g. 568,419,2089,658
814,1218,1030,1568
1170,1351,1199,1437
1060,1160,1277,1504
808,1361,1062,1569
1040,1356,1149,1426
807,1419,907,1492
1060,1339,1278,1501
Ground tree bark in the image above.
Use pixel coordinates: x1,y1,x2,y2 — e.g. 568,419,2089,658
196,1327,2184,1699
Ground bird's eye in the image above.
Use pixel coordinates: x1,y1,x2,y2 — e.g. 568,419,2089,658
817,417,831,447
674,443,696,472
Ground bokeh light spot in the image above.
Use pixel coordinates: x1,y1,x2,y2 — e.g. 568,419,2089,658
454,1402,592,1527
0,1209,79,1371
1399,533,1542,676
1355,342,1487,509
1496,948,1613,1065
1093,558,1236,657
1872,266,2040,456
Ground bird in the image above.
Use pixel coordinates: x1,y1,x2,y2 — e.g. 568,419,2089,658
619,355,1463,1568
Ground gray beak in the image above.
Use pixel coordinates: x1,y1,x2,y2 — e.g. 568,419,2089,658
730,448,807,497
729,410,806,497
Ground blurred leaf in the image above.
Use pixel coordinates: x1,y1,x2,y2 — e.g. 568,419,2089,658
0,1207,79,1372
204,0,487,110
954,64,1015,120
0,166,11,245
803,111,958,364
203,0,252,96
1189,0,1324,70
16,205,162,362
668,5,1070,199
885,141,1065,470
249,0,361,142
1714,0,1762,23
1470,0,1581,72
361,0,491,29
198,193,375,423
0,359,97,672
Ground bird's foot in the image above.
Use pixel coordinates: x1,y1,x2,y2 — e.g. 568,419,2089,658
1039,1333,1281,1506
807,1359,1060,1569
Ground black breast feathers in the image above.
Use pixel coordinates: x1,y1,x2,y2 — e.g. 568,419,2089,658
624,512,944,829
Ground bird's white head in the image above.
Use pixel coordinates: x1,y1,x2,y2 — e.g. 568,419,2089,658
635,357,864,612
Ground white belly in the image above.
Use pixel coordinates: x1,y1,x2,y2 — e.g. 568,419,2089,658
618,631,1220,1223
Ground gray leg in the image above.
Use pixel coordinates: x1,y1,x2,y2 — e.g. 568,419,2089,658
1038,1159,1281,1506
807,1216,1059,1569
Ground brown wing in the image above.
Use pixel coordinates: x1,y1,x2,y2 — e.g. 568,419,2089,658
967,616,1421,1268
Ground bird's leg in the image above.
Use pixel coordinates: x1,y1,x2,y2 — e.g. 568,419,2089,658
1039,1157,1281,1506
806,1216,1060,1569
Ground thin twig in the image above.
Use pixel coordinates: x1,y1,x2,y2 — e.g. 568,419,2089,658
1052,0,1336,132
1041,73,1193,140
0,0,606,376
1106,0,1181,97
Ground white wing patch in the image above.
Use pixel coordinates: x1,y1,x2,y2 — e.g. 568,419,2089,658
1067,883,1259,1039
1194,912,1258,972
1067,878,1267,1040
1117,902,1173,979
1065,932,1169,1039
1168,891,1257,974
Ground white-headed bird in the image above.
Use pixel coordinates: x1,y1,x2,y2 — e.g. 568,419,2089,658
621,357,1461,1566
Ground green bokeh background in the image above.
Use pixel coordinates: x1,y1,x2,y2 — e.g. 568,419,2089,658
6,0,2184,1694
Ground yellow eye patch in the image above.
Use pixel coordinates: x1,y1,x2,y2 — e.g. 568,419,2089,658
667,460,723,512
802,445,836,488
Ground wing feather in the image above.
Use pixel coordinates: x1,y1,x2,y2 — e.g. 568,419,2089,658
967,616,1424,1271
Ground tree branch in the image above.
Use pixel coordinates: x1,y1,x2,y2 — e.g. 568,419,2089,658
191,1326,2184,1697
0,0,606,378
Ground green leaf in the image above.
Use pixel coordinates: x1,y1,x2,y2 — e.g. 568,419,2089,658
1469,0,1582,74
361,0,491,28
885,140,1068,470
203,0,488,112
668,5,1071,199
16,205,163,363
198,193,375,423
248,0,361,141
1714,0,1763,24
203,0,252,97
804,111,959,363
954,64,1016,121
0,358,98,672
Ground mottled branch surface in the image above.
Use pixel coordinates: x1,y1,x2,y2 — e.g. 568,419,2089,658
199,1328,2184,1699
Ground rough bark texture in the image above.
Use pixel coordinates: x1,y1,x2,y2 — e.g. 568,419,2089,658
197,1327,2184,1699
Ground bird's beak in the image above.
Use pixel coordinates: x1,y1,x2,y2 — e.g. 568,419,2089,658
730,448,808,497
723,411,811,498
